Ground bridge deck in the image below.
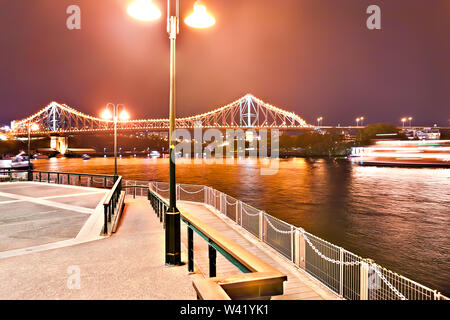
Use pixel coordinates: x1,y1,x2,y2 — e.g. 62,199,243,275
177,201,339,300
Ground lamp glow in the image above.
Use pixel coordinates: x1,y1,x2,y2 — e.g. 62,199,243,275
127,0,162,22
101,109,113,120
30,123,39,131
185,2,216,29
119,110,130,121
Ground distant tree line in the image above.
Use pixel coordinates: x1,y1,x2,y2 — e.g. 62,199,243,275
355,123,406,145
279,130,351,157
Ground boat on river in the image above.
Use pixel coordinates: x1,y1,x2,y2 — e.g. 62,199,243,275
351,140,450,168
0,152,33,170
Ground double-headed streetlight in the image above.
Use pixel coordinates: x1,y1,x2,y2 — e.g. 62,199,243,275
27,122,39,178
127,0,215,265
317,117,323,127
101,104,129,179
355,117,365,127
401,117,407,128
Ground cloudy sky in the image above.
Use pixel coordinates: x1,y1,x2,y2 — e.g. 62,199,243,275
1,0,449,126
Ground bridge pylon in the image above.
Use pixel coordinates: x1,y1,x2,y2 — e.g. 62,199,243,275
50,136,68,155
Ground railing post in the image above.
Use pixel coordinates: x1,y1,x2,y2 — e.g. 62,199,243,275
434,291,441,300
298,228,306,270
236,200,240,223
78,175,81,186
39,171,41,182
360,260,369,300
57,173,60,184
157,200,160,218
339,248,344,297
204,186,207,204
208,243,216,278
162,205,166,228
103,205,108,235
258,211,264,241
294,229,300,266
239,201,243,226
290,225,295,263
223,194,227,216
188,227,194,272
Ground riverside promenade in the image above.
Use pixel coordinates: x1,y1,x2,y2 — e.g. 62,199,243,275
0,180,337,300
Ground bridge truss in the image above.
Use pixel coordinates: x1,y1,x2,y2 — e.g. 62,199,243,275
11,94,311,135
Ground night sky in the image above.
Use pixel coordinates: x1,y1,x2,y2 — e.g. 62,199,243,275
0,0,449,126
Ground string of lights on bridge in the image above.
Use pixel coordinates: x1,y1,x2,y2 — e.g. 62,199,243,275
11,94,312,135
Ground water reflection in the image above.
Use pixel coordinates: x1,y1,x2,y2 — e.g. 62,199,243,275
34,157,450,295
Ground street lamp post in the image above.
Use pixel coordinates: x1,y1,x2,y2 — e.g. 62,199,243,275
401,118,406,128
360,117,365,127
27,122,39,180
101,103,129,179
356,118,360,127
317,117,323,127
408,117,413,128
128,0,215,266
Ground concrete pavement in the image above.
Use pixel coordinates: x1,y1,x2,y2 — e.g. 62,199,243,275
0,198,196,300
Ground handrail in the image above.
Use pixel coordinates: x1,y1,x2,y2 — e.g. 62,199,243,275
104,176,122,205
148,184,287,300
103,176,123,235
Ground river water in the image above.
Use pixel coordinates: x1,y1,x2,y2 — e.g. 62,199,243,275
34,157,450,296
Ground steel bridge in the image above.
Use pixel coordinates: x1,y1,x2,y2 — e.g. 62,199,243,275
11,94,311,136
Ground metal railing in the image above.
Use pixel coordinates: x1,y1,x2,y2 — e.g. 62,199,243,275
150,181,448,301
31,170,116,188
123,180,151,198
103,176,124,235
148,184,287,300
0,168,28,181
0,169,117,189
